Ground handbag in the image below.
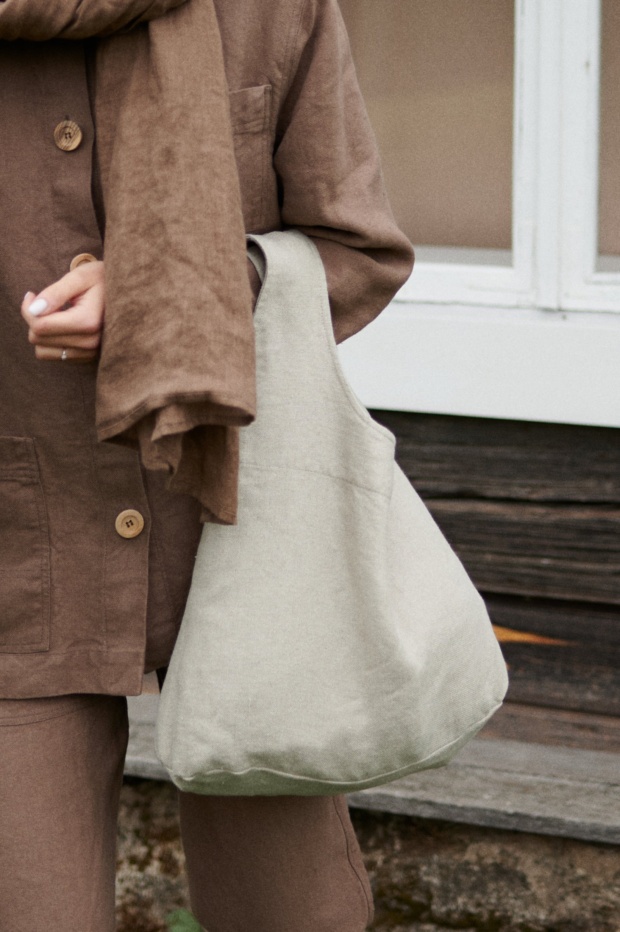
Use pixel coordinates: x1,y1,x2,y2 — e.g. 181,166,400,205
155,231,508,795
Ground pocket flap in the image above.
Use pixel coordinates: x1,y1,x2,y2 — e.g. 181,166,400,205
0,436,39,481
228,85,272,135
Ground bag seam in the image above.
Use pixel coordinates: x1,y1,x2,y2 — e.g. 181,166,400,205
163,700,505,790
241,460,392,498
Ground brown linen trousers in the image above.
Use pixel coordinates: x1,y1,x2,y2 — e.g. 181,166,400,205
0,692,375,932
0,1,413,929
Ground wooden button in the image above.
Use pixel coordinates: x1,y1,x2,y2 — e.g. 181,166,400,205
115,510,145,540
69,253,98,272
53,120,83,152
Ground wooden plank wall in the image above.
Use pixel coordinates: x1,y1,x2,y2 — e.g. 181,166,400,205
373,412,620,717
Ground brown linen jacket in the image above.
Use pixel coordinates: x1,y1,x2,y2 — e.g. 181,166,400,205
0,0,414,699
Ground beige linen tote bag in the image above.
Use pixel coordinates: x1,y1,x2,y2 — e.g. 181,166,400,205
156,231,508,795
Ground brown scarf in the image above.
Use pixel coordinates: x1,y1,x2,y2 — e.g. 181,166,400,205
0,0,256,524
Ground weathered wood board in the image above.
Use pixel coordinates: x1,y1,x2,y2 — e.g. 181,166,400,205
426,498,620,603
487,595,620,715
375,411,620,503
478,702,620,753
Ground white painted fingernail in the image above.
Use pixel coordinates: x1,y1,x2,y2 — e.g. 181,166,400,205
28,298,49,316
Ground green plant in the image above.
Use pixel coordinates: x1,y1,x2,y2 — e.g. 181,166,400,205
165,908,202,932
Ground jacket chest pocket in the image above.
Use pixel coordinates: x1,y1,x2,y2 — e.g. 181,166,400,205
229,85,273,232
0,438,50,653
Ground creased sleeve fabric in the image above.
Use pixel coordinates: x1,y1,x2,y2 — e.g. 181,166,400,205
274,0,414,344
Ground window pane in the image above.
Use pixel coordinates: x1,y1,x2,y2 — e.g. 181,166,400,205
339,0,514,252
599,0,620,264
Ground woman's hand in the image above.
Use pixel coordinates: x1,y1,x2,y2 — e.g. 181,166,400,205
21,260,105,363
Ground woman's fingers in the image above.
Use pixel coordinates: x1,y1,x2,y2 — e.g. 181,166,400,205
34,346,98,364
22,265,105,360
25,292,104,342
22,261,104,319
28,330,101,350
22,284,104,336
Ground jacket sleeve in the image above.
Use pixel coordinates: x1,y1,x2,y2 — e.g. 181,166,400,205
273,0,414,343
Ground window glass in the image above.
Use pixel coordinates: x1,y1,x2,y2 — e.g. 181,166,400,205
339,0,515,252
598,0,620,267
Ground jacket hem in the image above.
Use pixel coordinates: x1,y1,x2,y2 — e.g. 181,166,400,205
0,647,146,699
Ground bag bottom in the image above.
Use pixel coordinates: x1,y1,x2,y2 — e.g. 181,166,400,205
162,702,503,796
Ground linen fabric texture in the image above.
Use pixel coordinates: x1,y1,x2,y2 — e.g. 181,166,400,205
0,0,414,699
0,0,255,525
156,232,509,796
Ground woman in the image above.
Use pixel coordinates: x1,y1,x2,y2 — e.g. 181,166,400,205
0,1,414,929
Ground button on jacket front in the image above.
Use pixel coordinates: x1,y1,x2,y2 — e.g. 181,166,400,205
0,0,414,699
115,510,146,540
53,119,83,151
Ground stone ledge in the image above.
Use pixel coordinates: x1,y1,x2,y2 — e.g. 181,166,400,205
126,695,620,845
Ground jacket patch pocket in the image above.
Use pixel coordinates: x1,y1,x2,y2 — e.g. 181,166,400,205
229,85,273,232
0,438,50,653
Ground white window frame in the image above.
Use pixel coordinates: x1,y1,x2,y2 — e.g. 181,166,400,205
339,0,620,429
560,0,620,310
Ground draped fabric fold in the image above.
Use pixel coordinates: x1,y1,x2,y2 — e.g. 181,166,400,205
0,0,256,524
